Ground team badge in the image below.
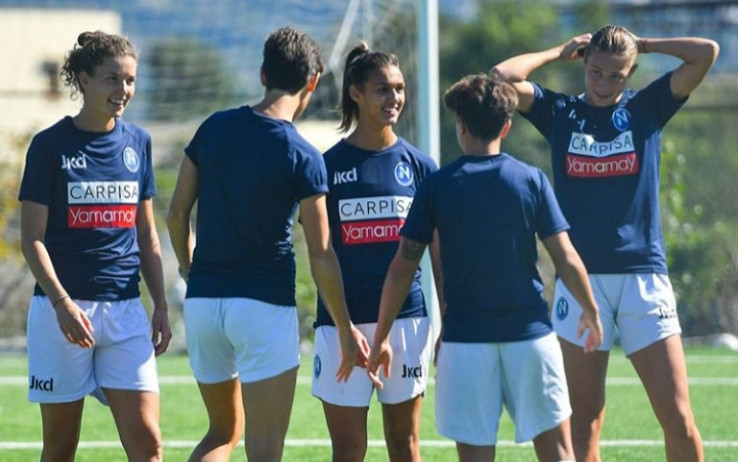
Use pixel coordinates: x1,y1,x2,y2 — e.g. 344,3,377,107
313,354,322,379
123,147,140,173
394,161,414,187
555,297,569,321
611,108,631,132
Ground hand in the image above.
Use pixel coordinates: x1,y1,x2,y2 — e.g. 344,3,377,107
151,307,172,356
53,297,95,349
335,324,360,382
560,33,592,61
577,310,603,353
433,335,442,367
366,339,393,390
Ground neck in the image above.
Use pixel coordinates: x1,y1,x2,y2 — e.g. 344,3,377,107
346,124,398,151
252,89,302,122
461,137,502,157
73,111,116,133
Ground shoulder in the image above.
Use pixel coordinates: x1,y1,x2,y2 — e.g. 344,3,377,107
396,139,438,169
119,119,151,143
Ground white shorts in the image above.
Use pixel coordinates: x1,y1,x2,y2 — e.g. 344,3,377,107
184,297,300,384
552,273,681,355
27,296,159,404
312,317,431,406
435,333,571,445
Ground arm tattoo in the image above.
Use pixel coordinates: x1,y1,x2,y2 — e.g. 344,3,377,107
401,239,426,261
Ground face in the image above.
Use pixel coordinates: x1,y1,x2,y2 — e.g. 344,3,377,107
79,55,137,123
583,51,636,107
351,65,405,128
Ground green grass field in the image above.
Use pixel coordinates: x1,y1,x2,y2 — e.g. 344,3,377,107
1,347,737,461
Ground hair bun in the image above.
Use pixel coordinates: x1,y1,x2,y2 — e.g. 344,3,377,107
77,31,93,46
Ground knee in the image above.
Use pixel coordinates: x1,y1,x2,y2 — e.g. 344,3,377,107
123,425,163,461
41,444,78,462
332,440,367,462
384,433,419,460
661,411,700,441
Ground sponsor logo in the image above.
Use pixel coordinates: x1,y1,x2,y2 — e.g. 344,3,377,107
333,167,358,184
29,375,54,392
341,218,404,245
339,196,413,221
123,147,140,173
313,355,322,379
611,108,631,132
394,161,414,187
657,306,678,320
60,153,88,170
68,205,137,228
68,181,139,204
568,131,634,158
555,297,569,321
401,364,423,378
566,152,638,178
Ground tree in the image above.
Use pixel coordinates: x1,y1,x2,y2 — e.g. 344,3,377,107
146,37,236,121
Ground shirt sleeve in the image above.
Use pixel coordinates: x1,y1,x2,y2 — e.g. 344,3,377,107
535,169,570,240
401,176,435,244
18,134,54,205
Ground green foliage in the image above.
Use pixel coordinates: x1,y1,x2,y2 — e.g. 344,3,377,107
147,37,236,121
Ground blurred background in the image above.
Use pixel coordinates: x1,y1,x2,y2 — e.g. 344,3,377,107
1,0,737,352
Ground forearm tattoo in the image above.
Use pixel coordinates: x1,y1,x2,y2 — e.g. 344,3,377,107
401,239,426,261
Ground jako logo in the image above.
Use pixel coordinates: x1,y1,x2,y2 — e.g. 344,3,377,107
401,364,423,378
29,375,54,392
61,153,88,170
333,167,358,184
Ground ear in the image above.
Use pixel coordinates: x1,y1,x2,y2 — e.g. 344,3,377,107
456,116,467,135
260,67,267,86
78,71,91,91
499,119,512,139
348,83,361,103
627,63,638,78
306,72,320,92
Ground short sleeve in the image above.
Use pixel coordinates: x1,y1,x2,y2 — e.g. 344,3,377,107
18,134,54,205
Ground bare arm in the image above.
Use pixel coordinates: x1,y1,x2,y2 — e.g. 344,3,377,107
166,156,198,279
368,237,427,381
137,198,172,355
636,36,719,100
20,200,94,348
542,231,602,352
299,194,364,382
490,34,591,113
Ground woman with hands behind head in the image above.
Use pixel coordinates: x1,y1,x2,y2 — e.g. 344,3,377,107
491,25,718,462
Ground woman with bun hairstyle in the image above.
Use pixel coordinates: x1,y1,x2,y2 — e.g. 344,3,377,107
311,42,441,462
19,31,171,462
491,25,719,462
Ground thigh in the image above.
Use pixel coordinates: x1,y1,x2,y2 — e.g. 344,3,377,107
196,378,245,434
241,366,298,440
27,296,96,403
381,394,423,443
40,400,85,448
106,389,161,453
629,335,694,425
552,276,617,351
312,325,374,407
435,342,503,446
184,298,238,383
618,273,682,355
501,333,571,443
376,317,432,405
223,298,300,383
95,299,159,394
322,401,369,450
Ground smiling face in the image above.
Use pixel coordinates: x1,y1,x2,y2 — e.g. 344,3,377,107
583,50,637,107
78,55,137,129
351,64,405,129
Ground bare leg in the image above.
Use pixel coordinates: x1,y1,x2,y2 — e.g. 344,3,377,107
381,395,424,462
106,389,162,462
188,378,244,462
559,338,609,462
456,442,495,462
629,335,703,462
39,400,84,462
241,366,298,461
322,401,369,462
532,420,575,462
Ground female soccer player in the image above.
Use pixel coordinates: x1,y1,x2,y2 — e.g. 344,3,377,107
491,25,719,462
20,31,171,462
167,27,362,462
311,43,440,462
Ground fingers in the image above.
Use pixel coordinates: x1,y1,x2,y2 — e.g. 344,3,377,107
335,356,355,382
